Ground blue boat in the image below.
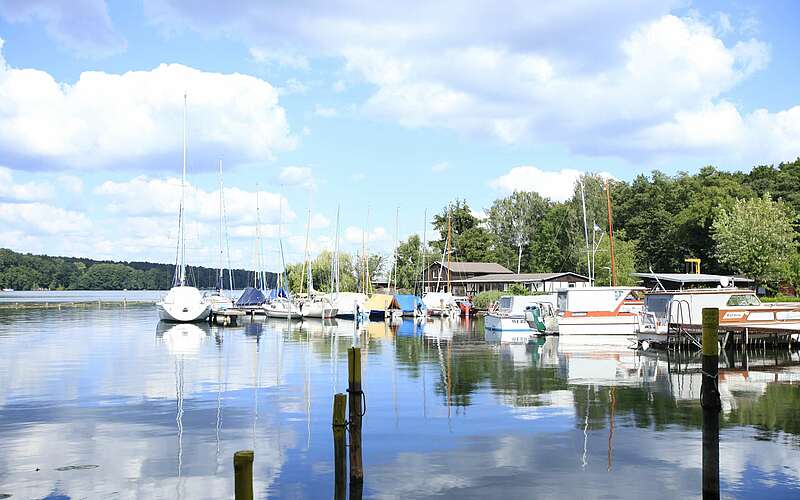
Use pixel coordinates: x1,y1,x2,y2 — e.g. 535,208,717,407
394,294,426,317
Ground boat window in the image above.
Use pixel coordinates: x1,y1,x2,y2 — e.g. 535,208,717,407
726,294,761,306
557,292,567,312
498,297,512,310
645,295,670,315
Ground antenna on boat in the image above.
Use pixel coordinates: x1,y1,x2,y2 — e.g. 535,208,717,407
579,178,591,286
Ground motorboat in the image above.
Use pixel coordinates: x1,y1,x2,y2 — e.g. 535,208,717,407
204,291,235,314
484,294,558,337
556,286,645,335
638,288,800,344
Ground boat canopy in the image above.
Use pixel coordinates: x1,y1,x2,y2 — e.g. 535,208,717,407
394,294,425,313
364,293,400,311
266,287,289,300
236,287,266,307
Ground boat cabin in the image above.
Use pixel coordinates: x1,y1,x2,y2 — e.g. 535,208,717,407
556,286,644,316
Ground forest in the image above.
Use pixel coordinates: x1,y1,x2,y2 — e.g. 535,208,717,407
0,248,274,291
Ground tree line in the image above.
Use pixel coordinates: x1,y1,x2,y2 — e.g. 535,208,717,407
0,248,275,291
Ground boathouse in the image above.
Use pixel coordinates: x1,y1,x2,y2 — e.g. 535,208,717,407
420,261,513,294
461,272,590,294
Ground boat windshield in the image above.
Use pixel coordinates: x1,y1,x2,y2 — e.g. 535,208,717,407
726,294,761,306
498,296,513,310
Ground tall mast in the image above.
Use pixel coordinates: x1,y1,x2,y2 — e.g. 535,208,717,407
178,92,188,286
364,206,371,295
217,160,224,291
605,179,617,286
446,214,452,292
420,208,427,295
333,205,341,294
579,179,591,285
255,186,264,291
392,206,399,293
300,209,311,295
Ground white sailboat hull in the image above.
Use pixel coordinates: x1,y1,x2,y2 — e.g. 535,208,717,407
156,286,211,323
264,299,301,319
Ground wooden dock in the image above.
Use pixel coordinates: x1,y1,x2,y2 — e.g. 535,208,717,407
209,308,246,326
645,322,800,350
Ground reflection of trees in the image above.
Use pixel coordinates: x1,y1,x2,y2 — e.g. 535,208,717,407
726,384,800,442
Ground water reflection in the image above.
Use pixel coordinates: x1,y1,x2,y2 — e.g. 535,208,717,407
0,308,797,498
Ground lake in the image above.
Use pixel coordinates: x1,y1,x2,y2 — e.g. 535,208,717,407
0,302,798,499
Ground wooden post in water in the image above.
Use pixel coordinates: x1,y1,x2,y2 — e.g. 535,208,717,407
701,308,721,500
233,450,254,500
333,393,347,499
347,347,364,484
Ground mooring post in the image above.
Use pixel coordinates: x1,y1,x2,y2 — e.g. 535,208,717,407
701,308,721,500
233,450,254,500
333,393,347,499
348,347,364,484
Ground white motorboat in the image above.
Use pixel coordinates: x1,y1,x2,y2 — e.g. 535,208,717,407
556,286,645,335
156,94,210,323
204,292,235,314
484,294,558,336
638,288,800,344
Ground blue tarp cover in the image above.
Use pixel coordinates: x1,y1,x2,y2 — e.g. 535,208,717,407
236,287,266,306
394,294,424,313
266,288,289,299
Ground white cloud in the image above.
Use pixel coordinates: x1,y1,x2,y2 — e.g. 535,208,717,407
277,166,315,189
0,0,125,56
332,80,347,93
490,166,613,202
313,105,338,118
343,225,387,245
94,175,295,225
0,167,54,201
0,202,90,234
57,174,84,194
431,161,449,173
0,38,295,170
141,4,800,165
279,78,308,95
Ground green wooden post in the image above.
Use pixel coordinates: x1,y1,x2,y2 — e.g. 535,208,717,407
701,308,720,500
234,450,254,500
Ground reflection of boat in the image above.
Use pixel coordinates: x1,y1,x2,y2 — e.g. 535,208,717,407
638,288,800,343
485,295,557,334
556,286,644,335
156,322,210,357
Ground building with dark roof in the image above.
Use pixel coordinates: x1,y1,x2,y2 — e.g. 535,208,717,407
420,261,588,295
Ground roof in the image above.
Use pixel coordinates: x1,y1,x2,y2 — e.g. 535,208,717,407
463,272,590,283
394,294,424,312
631,273,753,285
432,261,513,274
364,293,400,310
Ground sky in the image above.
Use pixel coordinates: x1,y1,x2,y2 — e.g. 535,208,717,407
0,0,798,272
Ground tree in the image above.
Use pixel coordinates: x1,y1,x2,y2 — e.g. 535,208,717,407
591,231,638,286
711,194,798,285
487,191,550,273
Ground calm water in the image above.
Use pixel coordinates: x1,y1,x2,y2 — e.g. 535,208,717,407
0,305,799,499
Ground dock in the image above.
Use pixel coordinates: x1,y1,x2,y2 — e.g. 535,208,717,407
209,308,246,326
642,322,800,350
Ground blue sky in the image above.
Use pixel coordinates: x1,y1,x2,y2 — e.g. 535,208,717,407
0,0,798,271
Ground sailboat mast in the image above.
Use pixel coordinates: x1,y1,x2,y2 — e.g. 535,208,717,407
446,214,452,292
255,187,264,291
178,92,188,286
392,206,399,293
579,179,591,285
605,179,617,286
365,206,371,295
300,209,311,295
217,160,224,291
333,205,341,294
421,208,427,295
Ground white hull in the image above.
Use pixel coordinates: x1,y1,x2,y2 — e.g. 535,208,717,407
157,286,211,323
558,315,639,335
265,299,301,319
204,293,235,313
484,314,535,332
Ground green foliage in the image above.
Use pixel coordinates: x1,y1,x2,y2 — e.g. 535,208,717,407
473,290,503,310
506,283,530,295
592,230,639,286
0,247,267,291
711,194,798,285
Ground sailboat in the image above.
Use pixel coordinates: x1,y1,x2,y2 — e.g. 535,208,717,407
265,196,301,319
324,206,366,319
156,94,211,323
422,214,457,317
204,160,236,314
294,210,337,319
